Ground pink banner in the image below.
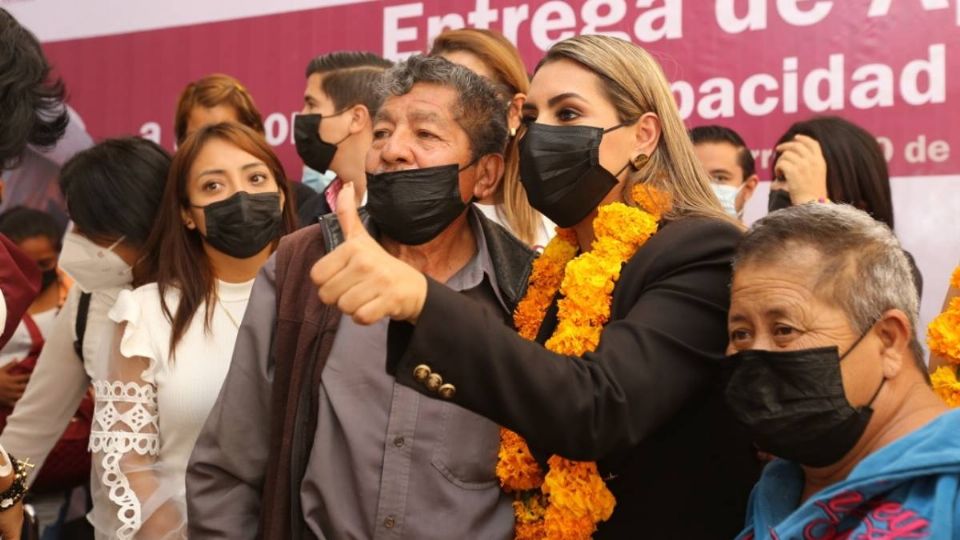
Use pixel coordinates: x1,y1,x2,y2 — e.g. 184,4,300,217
32,0,959,179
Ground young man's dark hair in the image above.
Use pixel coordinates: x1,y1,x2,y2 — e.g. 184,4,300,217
0,206,62,249
305,52,394,117
0,8,69,168
689,125,756,179
59,137,171,246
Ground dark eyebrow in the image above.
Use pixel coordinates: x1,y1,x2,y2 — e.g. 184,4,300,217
197,162,264,178
547,92,586,108
728,313,749,324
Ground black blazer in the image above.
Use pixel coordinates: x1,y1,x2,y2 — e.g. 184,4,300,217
388,216,762,539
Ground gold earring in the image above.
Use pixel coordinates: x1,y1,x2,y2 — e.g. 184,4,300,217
631,153,649,170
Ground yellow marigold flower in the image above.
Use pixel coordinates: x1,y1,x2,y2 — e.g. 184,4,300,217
951,265,960,289
513,494,548,522
498,429,544,491
932,366,960,408
928,297,960,363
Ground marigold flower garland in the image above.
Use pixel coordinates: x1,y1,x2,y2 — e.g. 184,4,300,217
930,266,960,407
497,184,667,539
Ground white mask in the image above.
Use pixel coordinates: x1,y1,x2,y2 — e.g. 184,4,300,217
711,183,744,219
58,229,133,292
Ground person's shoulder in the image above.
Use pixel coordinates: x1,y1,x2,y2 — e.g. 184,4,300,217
657,215,742,245
277,223,325,252
622,216,742,284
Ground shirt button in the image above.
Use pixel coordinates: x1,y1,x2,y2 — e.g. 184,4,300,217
384,516,396,529
393,436,405,448
439,383,457,400
413,364,431,382
426,373,443,392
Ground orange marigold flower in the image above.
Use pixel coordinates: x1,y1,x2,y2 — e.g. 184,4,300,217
498,429,544,491
928,297,960,363
951,265,960,289
932,366,960,408
542,457,616,521
515,520,548,540
631,184,672,220
542,508,596,540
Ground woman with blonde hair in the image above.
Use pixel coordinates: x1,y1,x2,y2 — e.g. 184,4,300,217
431,28,554,249
310,35,761,538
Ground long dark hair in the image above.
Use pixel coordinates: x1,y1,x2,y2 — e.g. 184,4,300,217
775,116,894,229
144,123,296,355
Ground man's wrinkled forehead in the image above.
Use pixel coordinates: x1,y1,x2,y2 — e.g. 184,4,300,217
733,241,842,300
375,83,459,125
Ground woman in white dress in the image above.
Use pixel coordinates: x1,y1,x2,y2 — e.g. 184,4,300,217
89,122,296,539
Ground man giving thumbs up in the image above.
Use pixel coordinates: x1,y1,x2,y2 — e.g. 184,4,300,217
188,55,536,540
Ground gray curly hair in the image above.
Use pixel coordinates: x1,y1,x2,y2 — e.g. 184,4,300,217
379,54,508,161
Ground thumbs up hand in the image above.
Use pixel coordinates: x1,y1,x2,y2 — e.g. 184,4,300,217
310,182,428,325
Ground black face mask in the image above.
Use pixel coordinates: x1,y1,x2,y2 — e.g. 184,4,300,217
196,191,282,259
724,330,884,468
366,163,475,246
294,112,349,173
768,188,793,212
519,122,630,228
41,268,58,291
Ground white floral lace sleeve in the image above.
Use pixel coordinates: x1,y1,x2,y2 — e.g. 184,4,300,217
89,290,186,540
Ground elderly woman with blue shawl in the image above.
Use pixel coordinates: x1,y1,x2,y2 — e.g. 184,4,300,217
724,203,959,539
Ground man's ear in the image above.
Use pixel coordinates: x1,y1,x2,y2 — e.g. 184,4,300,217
739,174,760,206
876,309,912,379
631,112,661,162
472,153,504,201
348,105,371,134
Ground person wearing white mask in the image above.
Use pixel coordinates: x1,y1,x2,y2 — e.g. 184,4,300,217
0,138,170,524
690,125,758,222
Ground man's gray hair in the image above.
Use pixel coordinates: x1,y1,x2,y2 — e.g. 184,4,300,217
734,204,926,376
379,55,508,161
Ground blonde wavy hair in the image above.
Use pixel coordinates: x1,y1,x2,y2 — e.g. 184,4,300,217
540,35,735,226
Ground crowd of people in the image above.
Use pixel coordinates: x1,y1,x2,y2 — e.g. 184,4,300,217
1,6,958,540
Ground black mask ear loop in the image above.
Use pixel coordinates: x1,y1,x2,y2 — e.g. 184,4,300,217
459,157,482,204
323,109,354,146
839,322,886,410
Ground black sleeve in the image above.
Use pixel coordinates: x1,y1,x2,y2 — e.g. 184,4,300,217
387,218,740,462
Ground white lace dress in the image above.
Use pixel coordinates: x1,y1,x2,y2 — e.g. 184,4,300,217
88,279,253,539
